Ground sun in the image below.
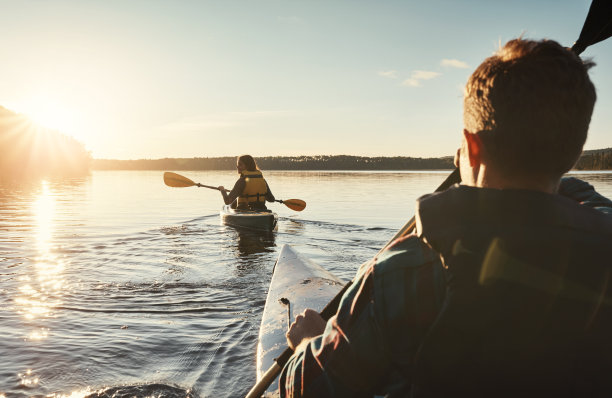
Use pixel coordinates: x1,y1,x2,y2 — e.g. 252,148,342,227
20,97,87,144
30,105,72,133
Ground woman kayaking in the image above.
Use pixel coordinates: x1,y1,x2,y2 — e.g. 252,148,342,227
218,155,275,210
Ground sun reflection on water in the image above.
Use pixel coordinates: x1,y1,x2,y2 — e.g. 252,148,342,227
18,369,39,387
15,180,65,326
27,327,50,341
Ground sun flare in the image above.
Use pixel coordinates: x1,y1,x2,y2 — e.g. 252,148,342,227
18,97,87,145
30,105,73,133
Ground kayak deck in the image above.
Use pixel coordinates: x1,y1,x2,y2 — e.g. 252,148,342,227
220,205,278,231
256,245,344,396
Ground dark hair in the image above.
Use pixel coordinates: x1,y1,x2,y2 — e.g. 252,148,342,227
238,154,259,171
464,38,596,179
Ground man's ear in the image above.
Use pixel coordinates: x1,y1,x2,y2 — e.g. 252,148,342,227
454,147,461,168
463,129,484,167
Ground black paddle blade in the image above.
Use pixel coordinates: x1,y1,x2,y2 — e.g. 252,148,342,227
572,0,612,55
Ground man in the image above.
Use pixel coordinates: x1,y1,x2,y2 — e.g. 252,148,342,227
280,38,612,397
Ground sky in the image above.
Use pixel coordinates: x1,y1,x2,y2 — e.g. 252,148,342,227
0,0,610,160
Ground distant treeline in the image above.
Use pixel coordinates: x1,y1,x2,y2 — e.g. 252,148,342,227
93,155,456,171
574,148,612,170
93,150,612,171
0,106,91,180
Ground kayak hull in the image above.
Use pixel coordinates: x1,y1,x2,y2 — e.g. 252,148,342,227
220,205,278,231
256,245,344,396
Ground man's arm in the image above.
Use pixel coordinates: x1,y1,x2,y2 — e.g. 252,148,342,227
279,264,389,398
559,177,612,215
279,236,446,397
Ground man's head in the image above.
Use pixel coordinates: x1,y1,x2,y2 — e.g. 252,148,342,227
459,38,596,190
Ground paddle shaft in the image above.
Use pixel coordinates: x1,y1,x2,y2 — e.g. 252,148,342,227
197,184,298,206
194,183,230,193
245,168,460,398
165,172,306,211
200,183,305,211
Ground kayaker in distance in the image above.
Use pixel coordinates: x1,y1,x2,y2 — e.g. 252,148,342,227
218,155,275,210
280,38,612,397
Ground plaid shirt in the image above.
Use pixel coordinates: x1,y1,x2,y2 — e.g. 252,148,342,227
278,177,612,397
279,234,446,397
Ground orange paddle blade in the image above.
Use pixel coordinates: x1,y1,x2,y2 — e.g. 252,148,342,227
282,199,306,211
163,172,196,188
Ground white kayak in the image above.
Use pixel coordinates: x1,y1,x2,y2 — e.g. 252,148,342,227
255,245,344,397
220,205,278,231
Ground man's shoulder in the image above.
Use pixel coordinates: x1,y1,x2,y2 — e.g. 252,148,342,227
354,234,441,282
374,234,440,272
368,234,446,334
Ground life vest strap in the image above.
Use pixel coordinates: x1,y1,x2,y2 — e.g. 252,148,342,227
239,193,267,198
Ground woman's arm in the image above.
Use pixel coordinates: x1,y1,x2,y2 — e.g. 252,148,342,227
221,177,245,205
265,181,275,202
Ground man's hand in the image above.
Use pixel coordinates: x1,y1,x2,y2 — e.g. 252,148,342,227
286,309,326,351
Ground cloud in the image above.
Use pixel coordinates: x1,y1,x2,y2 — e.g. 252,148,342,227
401,70,441,87
378,70,398,79
441,59,469,69
402,78,420,87
412,70,441,80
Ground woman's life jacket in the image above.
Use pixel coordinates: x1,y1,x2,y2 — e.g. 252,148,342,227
237,170,268,208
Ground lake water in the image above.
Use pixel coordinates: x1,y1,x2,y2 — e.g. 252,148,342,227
2,170,612,398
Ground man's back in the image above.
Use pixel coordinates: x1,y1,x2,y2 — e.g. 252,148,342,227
412,185,612,397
